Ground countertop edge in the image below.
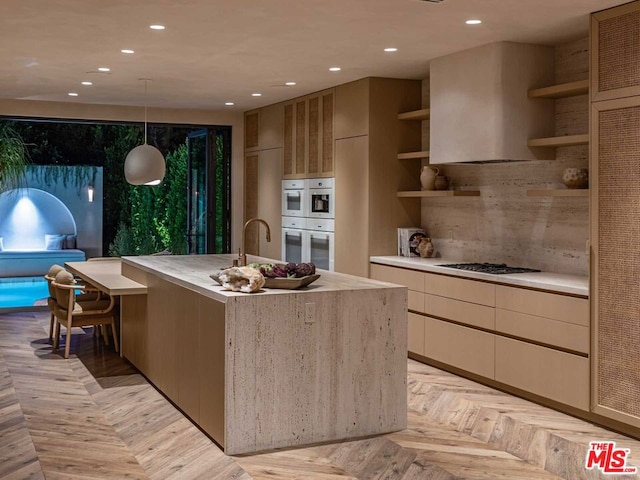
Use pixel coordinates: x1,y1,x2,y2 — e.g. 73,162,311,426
370,256,589,297
121,255,407,301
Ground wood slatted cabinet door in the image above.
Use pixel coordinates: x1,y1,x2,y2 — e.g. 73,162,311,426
283,102,295,177
590,96,640,428
245,110,259,151
307,90,335,177
592,2,640,102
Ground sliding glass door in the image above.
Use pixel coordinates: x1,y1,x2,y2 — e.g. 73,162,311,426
186,128,231,254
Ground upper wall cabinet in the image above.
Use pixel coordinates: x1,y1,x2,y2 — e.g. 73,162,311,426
244,104,285,152
334,80,370,139
591,2,640,102
283,89,334,178
429,41,555,164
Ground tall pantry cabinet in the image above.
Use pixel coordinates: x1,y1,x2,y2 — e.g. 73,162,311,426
334,78,422,277
590,1,640,429
244,103,284,260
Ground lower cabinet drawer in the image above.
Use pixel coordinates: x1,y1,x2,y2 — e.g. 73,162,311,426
408,290,425,313
495,308,589,354
370,264,425,292
495,337,589,410
408,313,425,356
424,317,494,379
426,294,495,330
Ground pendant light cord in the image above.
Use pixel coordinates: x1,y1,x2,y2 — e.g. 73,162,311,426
144,80,148,145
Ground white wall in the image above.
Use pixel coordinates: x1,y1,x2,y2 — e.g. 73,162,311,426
25,166,103,258
0,99,245,253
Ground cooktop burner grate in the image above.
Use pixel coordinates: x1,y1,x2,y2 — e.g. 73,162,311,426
438,263,541,275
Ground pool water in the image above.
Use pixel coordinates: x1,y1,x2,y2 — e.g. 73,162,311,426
0,277,49,309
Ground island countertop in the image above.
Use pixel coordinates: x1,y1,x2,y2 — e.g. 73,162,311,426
122,254,401,302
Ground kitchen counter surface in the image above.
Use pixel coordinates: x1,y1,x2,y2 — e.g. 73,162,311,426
123,254,399,303
370,256,588,297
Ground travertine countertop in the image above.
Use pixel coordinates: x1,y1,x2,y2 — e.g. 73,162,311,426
122,254,403,303
370,256,588,297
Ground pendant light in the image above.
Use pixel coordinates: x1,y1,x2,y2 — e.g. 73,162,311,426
124,79,166,185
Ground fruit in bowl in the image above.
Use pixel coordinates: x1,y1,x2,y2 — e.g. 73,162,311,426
248,262,316,278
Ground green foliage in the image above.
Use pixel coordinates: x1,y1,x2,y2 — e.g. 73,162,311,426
109,142,188,256
27,165,97,195
108,222,136,257
0,124,29,192
163,144,188,254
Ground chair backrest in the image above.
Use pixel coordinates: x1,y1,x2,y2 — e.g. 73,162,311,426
54,269,76,310
45,264,64,299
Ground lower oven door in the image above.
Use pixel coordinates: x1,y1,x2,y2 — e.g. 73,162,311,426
306,231,334,271
282,228,306,263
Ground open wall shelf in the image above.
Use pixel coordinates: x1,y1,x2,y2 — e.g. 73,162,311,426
397,108,430,121
397,190,481,198
397,151,430,160
527,134,589,148
527,79,589,99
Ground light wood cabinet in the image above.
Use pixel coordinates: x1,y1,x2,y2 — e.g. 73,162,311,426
495,285,588,326
336,78,422,277
244,105,284,152
591,2,640,102
424,317,495,379
370,261,591,410
283,90,335,179
495,308,589,354
591,2,640,428
244,149,283,259
424,273,495,306
495,337,589,410
408,312,425,356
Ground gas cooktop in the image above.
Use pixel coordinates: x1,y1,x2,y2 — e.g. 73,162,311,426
438,263,541,275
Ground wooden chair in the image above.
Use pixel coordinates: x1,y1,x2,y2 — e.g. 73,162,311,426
44,264,103,341
51,269,119,359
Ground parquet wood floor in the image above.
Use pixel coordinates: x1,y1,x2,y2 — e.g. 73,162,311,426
1,310,639,479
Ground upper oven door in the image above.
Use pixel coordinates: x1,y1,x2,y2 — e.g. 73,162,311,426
282,179,307,217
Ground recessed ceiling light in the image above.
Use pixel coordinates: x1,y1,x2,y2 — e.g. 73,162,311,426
121,49,135,54
98,67,110,72
465,19,482,25
285,82,296,86
225,102,234,106
329,67,341,72
68,92,78,97
81,81,93,86
150,24,165,30
384,47,398,52
252,93,262,97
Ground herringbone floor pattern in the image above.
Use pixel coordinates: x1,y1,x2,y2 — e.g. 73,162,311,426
1,310,639,479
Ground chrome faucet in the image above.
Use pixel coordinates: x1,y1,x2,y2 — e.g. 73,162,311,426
238,218,271,266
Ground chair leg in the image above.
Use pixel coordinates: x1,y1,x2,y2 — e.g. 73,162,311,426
64,323,72,359
110,321,119,353
53,321,61,350
49,313,55,341
103,325,110,346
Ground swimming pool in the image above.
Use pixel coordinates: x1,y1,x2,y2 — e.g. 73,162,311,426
0,276,49,309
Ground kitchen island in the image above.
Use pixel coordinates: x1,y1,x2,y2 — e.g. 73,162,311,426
118,254,407,455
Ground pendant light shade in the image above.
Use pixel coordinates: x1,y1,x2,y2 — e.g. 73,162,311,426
124,79,166,185
124,144,166,185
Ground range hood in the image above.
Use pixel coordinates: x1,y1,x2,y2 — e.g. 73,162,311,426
429,41,556,164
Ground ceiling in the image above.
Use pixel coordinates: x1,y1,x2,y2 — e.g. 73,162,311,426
0,0,627,112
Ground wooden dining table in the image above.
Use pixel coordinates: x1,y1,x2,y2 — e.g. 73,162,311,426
65,258,147,355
